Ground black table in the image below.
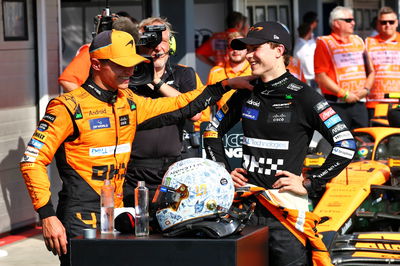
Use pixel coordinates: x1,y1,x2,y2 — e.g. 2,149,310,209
70,226,268,266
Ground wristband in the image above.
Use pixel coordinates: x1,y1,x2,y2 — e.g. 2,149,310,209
337,88,346,98
343,91,349,100
151,80,164,91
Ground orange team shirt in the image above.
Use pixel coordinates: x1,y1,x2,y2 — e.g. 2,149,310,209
365,32,400,108
194,60,251,131
58,44,91,86
314,33,366,97
196,28,239,66
287,57,306,82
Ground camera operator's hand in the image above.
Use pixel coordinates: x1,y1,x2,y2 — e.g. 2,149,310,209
226,75,255,90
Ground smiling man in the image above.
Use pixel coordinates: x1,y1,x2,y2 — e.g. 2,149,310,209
314,6,375,129
365,6,400,114
203,21,355,265
20,30,251,266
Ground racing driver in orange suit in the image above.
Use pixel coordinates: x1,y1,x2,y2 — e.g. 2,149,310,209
19,30,252,265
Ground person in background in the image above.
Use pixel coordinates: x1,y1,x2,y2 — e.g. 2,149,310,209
194,31,251,134
369,16,379,37
116,10,139,25
293,22,316,86
207,31,252,109
58,16,139,92
302,11,318,32
314,6,374,129
123,17,203,207
196,11,248,67
204,21,354,265
365,6,400,118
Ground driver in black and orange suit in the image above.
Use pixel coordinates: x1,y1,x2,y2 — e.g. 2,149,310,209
19,30,253,265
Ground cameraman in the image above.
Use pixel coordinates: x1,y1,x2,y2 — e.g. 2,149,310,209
124,17,203,206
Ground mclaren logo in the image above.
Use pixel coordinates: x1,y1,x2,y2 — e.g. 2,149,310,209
249,26,263,31
126,40,134,47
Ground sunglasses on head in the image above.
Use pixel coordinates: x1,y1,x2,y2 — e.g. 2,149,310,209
337,18,354,23
380,20,396,25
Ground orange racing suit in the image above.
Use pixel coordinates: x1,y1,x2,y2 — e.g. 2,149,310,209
20,79,229,237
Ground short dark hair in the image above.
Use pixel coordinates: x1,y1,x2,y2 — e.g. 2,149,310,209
302,11,318,24
116,11,139,25
226,11,246,29
297,23,311,38
112,17,139,43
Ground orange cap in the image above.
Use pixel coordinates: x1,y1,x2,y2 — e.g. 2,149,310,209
89,30,147,67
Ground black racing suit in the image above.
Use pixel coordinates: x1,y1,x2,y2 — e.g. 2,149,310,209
204,71,356,266
124,62,201,207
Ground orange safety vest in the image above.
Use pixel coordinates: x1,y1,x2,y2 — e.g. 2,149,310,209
318,35,367,96
365,33,400,108
235,186,333,266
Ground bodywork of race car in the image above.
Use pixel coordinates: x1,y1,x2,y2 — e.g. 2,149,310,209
309,127,400,265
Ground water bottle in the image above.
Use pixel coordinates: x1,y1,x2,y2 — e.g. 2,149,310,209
134,181,149,236
100,179,114,234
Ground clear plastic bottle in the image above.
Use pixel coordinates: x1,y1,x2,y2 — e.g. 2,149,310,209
134,181,149,236
100,179,114,234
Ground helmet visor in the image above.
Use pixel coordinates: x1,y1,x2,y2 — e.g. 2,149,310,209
152,184,189,211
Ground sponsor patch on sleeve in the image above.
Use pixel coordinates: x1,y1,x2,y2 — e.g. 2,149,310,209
335,140,356,150
332,147,355,159
37,121,49,132
330,123,348,135
210,116,220,128
314,100,329,113
203,131,218,138
43,113,56,123
324,114,342,128
215,110,225,121
32,131,47,142
28,138,44,149
24,146,39,158
221,104,229,114
21,154,37,163
319,107,336,121
89,117,111,130
333,131,353,142
242,106,259,120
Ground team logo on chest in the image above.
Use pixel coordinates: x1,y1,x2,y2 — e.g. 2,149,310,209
242,106,259,120
267,112,291,123
119,115,130,126
89,117,111,130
